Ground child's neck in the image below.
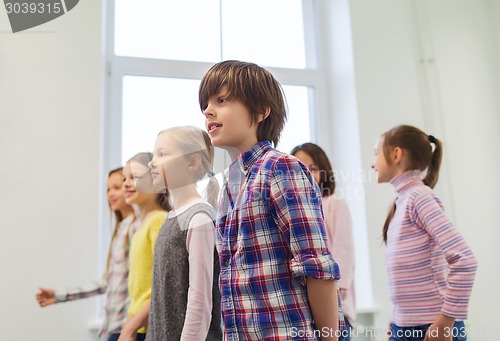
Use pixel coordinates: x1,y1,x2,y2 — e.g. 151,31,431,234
120,206,135,220
228,147,242,161
170,184,200,210
136,200,160,221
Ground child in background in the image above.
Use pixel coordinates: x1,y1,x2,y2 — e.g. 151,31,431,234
292,143,356,340
371,125,477,341
146,126,221,340
118,153,170,341
36,167,140,341
200,60,344,340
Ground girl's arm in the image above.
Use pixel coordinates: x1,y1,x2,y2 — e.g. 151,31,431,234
181,213,215,340
118,301,150,341
413,191,478,319
36,278,107,306
307,277,339,341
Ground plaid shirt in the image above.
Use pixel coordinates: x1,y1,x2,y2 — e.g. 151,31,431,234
55,215,140,339
216,141,344,340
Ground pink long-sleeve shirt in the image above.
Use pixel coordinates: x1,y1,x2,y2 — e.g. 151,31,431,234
322,194,356,326
386,170,477,326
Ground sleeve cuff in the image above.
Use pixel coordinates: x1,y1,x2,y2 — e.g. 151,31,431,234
290,252,341,284
55,291,67,303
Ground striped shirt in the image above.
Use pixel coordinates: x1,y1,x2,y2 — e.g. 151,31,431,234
55,215,140,339
386,170,477,326
217,141,343,340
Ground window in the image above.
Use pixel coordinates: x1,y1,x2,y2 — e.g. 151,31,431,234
114,0,308,68
101,0,374,320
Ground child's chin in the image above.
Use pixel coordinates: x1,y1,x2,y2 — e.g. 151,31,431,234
152,181,166,193
209,137,221,146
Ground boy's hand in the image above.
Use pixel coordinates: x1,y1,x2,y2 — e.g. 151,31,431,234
36,287,56,307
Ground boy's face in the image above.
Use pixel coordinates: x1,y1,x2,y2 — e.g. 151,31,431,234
203,86,259,156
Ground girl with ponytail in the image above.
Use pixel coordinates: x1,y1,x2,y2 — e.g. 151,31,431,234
371,125,477,341
145,126,221,340
36,168,140,341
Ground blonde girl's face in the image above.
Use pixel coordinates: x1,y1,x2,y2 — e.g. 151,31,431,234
371,136,398,183
293,150,321,186
107,171,128,212
122,162,156,205
150,133,193,191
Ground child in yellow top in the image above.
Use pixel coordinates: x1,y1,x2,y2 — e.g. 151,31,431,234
118,153,170,341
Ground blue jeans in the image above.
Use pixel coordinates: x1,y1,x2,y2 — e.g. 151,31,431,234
107,333,146,341
389,321,467,341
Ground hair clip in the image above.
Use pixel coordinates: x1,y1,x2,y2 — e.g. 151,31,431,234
428,135,436,143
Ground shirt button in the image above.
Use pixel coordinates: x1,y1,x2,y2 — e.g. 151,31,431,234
224,259,230,267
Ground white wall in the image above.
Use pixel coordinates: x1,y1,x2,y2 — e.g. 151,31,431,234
425,1,500,339
346,1,426,337
346,0,499,339
0,1,102,340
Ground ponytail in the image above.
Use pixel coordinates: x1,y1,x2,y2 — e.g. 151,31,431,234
422,136,442,189
206,172,220,209
382,199,396,244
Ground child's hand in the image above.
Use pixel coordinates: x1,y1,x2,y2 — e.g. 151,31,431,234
424,323,452,341
117,325,137,341
424,315,455,341
36,287,56,307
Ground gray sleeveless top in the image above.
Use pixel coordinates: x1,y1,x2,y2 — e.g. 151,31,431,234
146,202,222,340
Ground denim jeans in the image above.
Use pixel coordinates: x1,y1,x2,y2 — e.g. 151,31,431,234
389,321,467,341
107,333,146,341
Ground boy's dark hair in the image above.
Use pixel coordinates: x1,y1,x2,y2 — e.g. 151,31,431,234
291,142,336,197
199,60,287,147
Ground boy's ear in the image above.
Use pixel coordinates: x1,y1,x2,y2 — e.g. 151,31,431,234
257,107,271,123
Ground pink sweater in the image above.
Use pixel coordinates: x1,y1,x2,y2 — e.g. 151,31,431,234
322,195,356,326
386,170,477,326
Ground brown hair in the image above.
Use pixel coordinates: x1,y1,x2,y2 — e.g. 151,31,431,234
291,143,336,197
199,60,287,147
128,152,172,212
381,125,443,243
106,167,135,274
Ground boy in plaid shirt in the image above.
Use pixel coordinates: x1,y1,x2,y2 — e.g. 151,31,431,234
199,60,344,340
